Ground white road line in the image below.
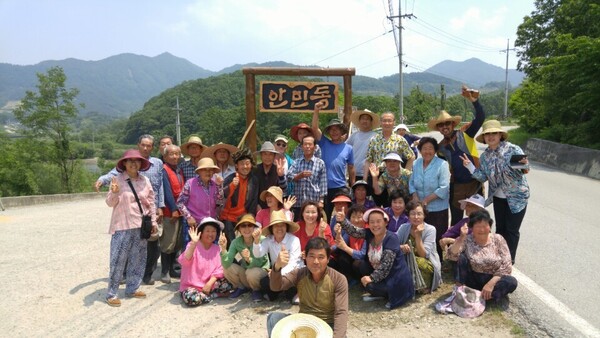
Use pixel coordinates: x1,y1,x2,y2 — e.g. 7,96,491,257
513,268,600,338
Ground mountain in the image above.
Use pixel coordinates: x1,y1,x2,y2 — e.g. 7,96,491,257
0,55,523,118
0,52,214,116
425,57,525,88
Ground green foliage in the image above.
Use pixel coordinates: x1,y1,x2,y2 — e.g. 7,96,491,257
13,66,83,193
514,0,600,149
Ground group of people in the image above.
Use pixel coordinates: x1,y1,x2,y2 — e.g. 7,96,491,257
98,85,530,336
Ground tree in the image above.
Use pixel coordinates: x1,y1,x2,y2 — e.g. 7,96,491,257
13,66,83,193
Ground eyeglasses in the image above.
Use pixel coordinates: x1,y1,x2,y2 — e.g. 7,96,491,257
409,212,425,217
436,121,453,128
275,142,287,147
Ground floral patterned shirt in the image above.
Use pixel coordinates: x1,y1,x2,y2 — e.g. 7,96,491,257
365,132,415,167
472,141,530,213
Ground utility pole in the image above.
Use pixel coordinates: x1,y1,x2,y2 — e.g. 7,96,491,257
387,0,414,123
173,97,182,146
501,39,516,120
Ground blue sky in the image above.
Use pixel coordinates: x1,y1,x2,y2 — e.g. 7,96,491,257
0,0,536,78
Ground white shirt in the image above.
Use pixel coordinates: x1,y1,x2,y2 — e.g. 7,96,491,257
252,232,304,275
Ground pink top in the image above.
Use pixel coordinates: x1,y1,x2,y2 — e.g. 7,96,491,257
105,172,156,234
178,242,224,291
255,208,293,228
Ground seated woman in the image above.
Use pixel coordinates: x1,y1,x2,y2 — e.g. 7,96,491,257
253,210,303,302
351,180,376,209
384,190,409,233
439,194,485,253
297,201,335,251
219,214,270,302
337,207,414,309
331,205,368,282
447,209,518,303
370,152,412,208
255,186,294,227
178,217,233,306
328,194,352,233
396,201,442,294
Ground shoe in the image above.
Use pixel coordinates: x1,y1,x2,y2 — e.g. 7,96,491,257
169,269,181,278
127,291,147,299
229,287,249,299
292,294,300,305
251,290,263,302
106,297,121,307
385,302,391,309
362,295,384,302
160,273,171,284
142,278,155,285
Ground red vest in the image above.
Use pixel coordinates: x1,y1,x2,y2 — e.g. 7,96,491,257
163,164,184,217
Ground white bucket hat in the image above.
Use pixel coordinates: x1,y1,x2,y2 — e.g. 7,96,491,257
458,194,485,210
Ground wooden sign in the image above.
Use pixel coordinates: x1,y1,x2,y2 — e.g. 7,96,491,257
259,81,338,113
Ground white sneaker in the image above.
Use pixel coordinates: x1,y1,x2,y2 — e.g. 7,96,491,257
362,295,384,302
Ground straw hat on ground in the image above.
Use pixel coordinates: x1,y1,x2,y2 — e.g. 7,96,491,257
271,313,333,338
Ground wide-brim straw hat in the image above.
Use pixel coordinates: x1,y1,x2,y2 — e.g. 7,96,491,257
350,109,380,129
262,209,300,236
427,110,462,131
475,119,508,143
194,157,221,174
271,313,333,338
201,143,239,163
290,123,314,142
259,186,284,204
324,118,349,136
116,149,151,172
181,136,206,156
234,213,259,232
255,141,279,155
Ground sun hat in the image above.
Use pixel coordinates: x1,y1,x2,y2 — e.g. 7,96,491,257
393,123,410,133
234,213,259,232
201,142,239,163
181,136,206,156
274,135,288,144
331,195,352,204
260,186,284,204
271,313,333,338
255,141,279,155
290,123,314,142
427,110,462,131
194,157,221,174
350,109,380,129
451,285,486,318
116,149,151,172
383,152,403,163
198,216,225,232
263,209,300,236
363,208,390,223
458,194,485,210
323,118,349,136
352,180,372,196
475,120,508,144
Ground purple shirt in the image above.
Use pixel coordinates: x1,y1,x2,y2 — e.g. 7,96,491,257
441,217,472,239
384,207,409,233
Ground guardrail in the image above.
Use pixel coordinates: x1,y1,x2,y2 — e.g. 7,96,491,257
0,192,104,210
526,138,600,180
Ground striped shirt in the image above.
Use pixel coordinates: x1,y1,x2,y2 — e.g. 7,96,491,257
105,172,156,234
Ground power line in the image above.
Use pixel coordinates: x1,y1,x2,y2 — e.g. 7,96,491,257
312,29,392,65
411,17,500,52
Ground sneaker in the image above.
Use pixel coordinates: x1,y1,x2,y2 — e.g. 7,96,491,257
362,295,385,302
385,302,391,309
160,273,171,284
126,291,147,299
292,294,300,305
251,290,263,302
229,287,249,299
106,297,121,307
142,278,155,286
